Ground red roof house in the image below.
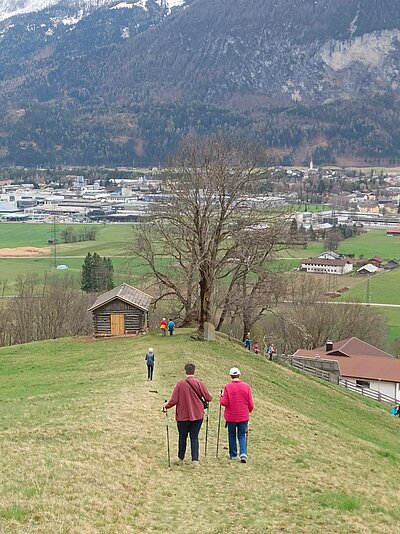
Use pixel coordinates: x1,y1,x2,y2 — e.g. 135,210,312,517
294,337,400,401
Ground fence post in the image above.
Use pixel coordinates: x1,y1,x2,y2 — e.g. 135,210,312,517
361,387,364,396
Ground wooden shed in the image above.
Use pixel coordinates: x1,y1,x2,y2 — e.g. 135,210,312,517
88,283,152,337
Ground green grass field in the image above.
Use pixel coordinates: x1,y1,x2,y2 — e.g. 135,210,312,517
377,308,400,342
1,332,400,533
340,268,400,305
338,230,400,260
0,222,132,256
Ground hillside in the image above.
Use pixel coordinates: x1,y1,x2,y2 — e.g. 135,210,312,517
1,332,399,533
1,1,400,164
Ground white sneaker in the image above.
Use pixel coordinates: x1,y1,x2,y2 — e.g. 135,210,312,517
240,454,248,464
173,458,183,466
192,461,200,468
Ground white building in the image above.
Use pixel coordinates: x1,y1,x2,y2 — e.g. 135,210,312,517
300,257,353,275
294,337,400,401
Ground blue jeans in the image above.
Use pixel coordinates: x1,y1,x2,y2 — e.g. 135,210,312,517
227,421,248,459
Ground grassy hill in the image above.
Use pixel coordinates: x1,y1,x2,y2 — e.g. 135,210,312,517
1,332,400,533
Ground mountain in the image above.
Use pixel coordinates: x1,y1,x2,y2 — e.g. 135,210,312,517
1,0,400,166
100,0,400,107
0,0,184,22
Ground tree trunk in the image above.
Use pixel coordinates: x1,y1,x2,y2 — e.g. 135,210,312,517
181,307,199,327
199,272,212,337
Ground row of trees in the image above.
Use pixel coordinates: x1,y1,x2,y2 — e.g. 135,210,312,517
0,275,94,347
61,227,97,244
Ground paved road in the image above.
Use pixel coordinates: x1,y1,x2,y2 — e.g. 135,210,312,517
283,300,400,308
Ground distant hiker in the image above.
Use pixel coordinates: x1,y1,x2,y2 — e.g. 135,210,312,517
253,341,259,354
145,348,155,381
160,318,167,336
168,319,175,336
243,332,251,351
392,404,400,417
220,367,254,463
267,343,275,361
164,362,212,468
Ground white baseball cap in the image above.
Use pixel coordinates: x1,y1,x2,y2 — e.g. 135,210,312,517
229,367,241,377
148,347,154,353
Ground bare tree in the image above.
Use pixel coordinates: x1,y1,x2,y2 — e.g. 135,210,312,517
215,225,291,339
129,135,294,337
267,276,388,353
6,274,94,346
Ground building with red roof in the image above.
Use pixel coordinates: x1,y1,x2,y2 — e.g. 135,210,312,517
294,337,400,401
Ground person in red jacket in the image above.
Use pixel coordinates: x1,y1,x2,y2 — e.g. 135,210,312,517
164,362,212,468
160,318,167,336
220,367,254,463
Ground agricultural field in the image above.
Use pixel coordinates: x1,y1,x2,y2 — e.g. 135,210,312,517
1,332,400,533
0,222,132,256
340,268,400,306
0,223,136,291
338,230,400,260
377,308,400,344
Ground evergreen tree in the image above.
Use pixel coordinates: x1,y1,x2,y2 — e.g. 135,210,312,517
81,253,94,292
91,253,102,292
105,257,114,290
81,252,114,293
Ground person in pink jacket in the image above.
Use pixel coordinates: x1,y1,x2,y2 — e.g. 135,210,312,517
220,367,254,463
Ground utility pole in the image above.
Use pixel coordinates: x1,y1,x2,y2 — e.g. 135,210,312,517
53,215,57,268
366,273,370,306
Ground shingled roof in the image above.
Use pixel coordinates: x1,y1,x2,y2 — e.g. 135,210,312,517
88,283,153,312
295,337,393,359
294,337,400,382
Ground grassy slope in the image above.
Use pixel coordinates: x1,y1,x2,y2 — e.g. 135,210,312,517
1,332,399,533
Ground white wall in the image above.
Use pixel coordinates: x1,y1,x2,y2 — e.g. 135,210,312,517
342,376,400,401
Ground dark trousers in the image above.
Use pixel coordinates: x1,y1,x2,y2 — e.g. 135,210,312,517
177,419,203,461
147,364,154,380
168,329,174,336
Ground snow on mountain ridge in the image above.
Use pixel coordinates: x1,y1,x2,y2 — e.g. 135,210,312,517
0,0,184,21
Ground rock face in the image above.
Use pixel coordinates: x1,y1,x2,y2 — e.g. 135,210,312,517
1,0,400,106
100,0,400,107
0,0,400,165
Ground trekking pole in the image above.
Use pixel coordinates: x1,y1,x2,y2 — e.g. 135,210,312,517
163,400,171,468
216,390,223,458
204,405,209,457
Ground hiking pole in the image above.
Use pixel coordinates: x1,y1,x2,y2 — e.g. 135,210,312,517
216,390,223,458
163,400,171,468
204,405,209,457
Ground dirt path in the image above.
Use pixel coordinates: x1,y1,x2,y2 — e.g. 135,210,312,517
0,247,51,257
